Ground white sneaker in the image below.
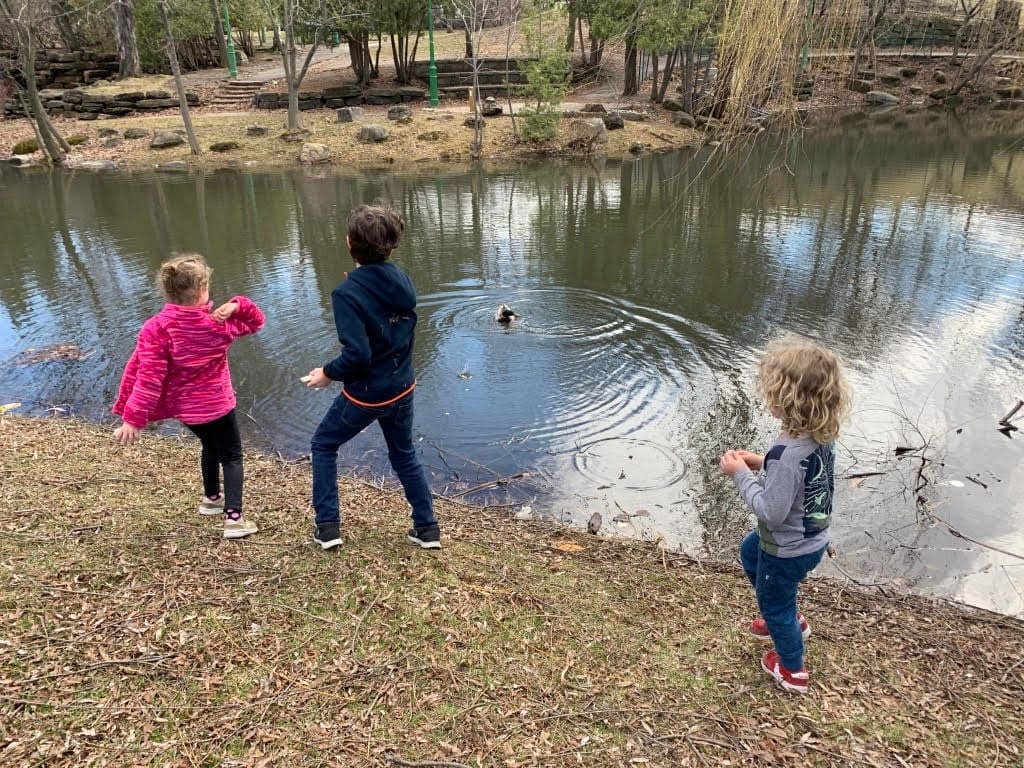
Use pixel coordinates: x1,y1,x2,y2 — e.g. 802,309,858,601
223,513,257,539
198,495,225,516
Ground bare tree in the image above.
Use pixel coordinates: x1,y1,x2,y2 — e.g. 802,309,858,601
451,0,497,160
112,0,142,78
275,0,325,131
50,0,83,50
158,0,201,154
0,0,70,164
949,4,1022,96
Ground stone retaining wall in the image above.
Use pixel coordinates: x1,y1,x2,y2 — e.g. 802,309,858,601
2,88,200,120
0,48,120,90
254,85,426,110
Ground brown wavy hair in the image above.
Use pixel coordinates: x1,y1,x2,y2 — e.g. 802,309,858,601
347,204,405,265
757,338,851,444
159,254,211,305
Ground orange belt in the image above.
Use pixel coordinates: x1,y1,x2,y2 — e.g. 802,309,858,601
342,380,416,408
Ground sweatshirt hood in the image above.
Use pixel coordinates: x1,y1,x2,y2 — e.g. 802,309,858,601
344,262,416,311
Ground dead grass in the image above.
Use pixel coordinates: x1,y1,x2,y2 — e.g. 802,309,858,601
78,75,177,96
0,107,701,171
1,415,1022,767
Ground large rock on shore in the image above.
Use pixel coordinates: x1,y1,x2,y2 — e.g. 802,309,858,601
150,130,184,149
567,118,608,147
358,124,389,143
865,91,899,105
298,143,331,164
336,106,366,123
602,112,625,130
387,105,412,122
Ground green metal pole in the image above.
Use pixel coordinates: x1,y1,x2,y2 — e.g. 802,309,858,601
222,1,238,79
427,0,439,107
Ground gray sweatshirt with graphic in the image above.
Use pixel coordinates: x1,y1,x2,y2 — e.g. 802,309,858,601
732,434,834,558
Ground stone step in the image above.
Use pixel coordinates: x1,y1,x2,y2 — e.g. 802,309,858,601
223,81,263,90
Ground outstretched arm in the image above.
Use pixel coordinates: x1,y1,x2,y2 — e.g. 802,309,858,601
213,296,265,338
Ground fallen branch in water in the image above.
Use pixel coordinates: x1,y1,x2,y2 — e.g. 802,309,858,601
448,472,530,499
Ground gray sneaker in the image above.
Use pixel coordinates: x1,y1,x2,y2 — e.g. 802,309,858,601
198,494,224,516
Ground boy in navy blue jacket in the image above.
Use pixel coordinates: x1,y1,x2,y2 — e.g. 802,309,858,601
304,205,440,551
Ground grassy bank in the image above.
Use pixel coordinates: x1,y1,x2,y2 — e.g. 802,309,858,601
1,416,1022,767
0,108,701,172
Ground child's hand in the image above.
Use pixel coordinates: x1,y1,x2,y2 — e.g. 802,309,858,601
303,367,331,389
114,423,141,445
211,301,239,322
736,450,764,471
719,450,748,477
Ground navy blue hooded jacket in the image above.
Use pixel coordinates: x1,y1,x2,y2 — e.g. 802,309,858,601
322,262,418,403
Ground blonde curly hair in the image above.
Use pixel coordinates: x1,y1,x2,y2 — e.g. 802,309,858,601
158,254,211,305
757,338,851,444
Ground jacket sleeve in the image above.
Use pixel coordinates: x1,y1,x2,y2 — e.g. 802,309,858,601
223,295,265,339
323,288,371,382
120,320,171,428
731,462,802,527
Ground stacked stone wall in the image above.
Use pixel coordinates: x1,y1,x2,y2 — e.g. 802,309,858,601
3,87,200,120
254,85,426,110
0,48,120,90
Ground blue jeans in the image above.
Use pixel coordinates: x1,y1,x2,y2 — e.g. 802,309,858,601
740,530,825,671
311,391,437,530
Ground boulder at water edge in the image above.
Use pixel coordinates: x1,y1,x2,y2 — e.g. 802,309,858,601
150,130,184,149
581,103,607,114
298,143,331,165
567,118,608,147
123,128,150,139
358,124,389,143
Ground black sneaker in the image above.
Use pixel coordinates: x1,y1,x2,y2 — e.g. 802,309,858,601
313,524,342,550
407,523,441,550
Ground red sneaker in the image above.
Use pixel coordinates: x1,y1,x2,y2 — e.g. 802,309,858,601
761,650,810,694
749,613,811,641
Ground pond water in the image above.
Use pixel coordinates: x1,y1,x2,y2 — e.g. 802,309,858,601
2,114,1023,616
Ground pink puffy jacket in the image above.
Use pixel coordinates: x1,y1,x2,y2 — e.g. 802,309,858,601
113,296,265,428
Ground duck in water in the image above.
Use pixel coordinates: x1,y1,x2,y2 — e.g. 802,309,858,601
495,304,518,324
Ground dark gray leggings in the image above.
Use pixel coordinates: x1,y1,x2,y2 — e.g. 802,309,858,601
185,409,243,512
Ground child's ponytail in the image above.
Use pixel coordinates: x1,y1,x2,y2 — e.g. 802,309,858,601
158,254,212,305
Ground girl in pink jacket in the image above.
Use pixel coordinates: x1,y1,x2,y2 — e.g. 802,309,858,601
112,254,265,539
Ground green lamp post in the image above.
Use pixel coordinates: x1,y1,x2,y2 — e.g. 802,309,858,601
426,0,439,107
222,1,238,79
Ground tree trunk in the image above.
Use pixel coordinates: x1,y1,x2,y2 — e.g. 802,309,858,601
464,26,474,58
208,0,229,68
272,25,281,53
51,0,83,50
578,17,588,67
19,34,65,163
649,52,659,101
657,48,678,103
158,0,200,154
566,8,576,52
622,34,639,96
287,87,299,130
682,44,696,113
112,0,142,78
